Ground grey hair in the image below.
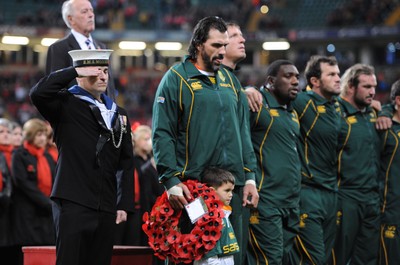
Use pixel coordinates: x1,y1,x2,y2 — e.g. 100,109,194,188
0,118,12,130
62,0,74,28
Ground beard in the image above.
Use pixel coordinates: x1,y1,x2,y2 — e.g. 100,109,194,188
200,49,223,72
354,95,372,109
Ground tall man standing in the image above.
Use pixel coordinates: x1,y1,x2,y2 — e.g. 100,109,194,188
46,0,105,74
151,16,259,265
290,56,342,265
221,21,258,264
334,64,380,265
247,60,302,265
221,22,246,71
45,0,119,98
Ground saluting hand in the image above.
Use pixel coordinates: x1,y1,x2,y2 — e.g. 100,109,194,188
75,66,103,77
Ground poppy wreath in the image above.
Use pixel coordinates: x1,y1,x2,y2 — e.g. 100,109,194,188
142,179,224,264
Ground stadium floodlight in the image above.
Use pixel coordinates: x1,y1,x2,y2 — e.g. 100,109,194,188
1,35,29,45
41,38,59,47
119,41,146,50
155,42,182,51
262,41,290,50
260,5,269,14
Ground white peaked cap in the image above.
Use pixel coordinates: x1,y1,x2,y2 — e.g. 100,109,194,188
68,49,113,67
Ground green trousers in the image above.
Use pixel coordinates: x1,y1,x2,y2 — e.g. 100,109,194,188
380,223,400,265
290,186,337,265
230,186,250,265
333,197,380,265
247,207,299,265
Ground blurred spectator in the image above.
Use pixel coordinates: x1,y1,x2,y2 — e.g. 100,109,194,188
45,122,58,163
4,0,399,30
0,71,42,124
0,118,14,265
114,124,163,246
327,0,397,27
10,121,23,148
10,118,56,265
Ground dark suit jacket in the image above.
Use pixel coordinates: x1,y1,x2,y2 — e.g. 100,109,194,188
45,33,116,99
46,33,106,74
30,67,134,214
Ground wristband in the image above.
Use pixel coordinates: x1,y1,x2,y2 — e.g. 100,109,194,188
167,185,183,198
245,180,256,186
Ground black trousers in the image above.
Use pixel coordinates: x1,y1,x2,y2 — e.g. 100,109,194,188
52,199,116,265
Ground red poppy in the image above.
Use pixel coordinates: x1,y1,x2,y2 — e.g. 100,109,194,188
27,164,35,172
154,251,166,260
203,240,215,251
202,222,222,242
142,212,149,223
159,204,174,217
174,239,194,261
166,230,179,244
158,240,170,252
189,227,202,242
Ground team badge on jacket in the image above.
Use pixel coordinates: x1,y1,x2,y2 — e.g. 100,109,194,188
384,225,397,239
299,213,309,228
157,97,165,103
249,210,260,225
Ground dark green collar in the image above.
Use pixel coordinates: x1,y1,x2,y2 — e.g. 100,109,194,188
182,56,204,79
338,96,373,115
221,64,235,73
306,90,337,105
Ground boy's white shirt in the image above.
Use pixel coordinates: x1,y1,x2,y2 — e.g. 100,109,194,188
193,255,234,265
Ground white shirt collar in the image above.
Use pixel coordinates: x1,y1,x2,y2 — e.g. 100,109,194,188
197,69,215,76
71,29,94,50
94,100,114,129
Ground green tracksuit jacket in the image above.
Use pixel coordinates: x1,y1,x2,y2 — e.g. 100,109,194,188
379,119,400,222
333,97,381,265
248,88,301,265
337,97,380,203
250,88,301,207
292,91,342,191
152,56,256,189
379,118,400,265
